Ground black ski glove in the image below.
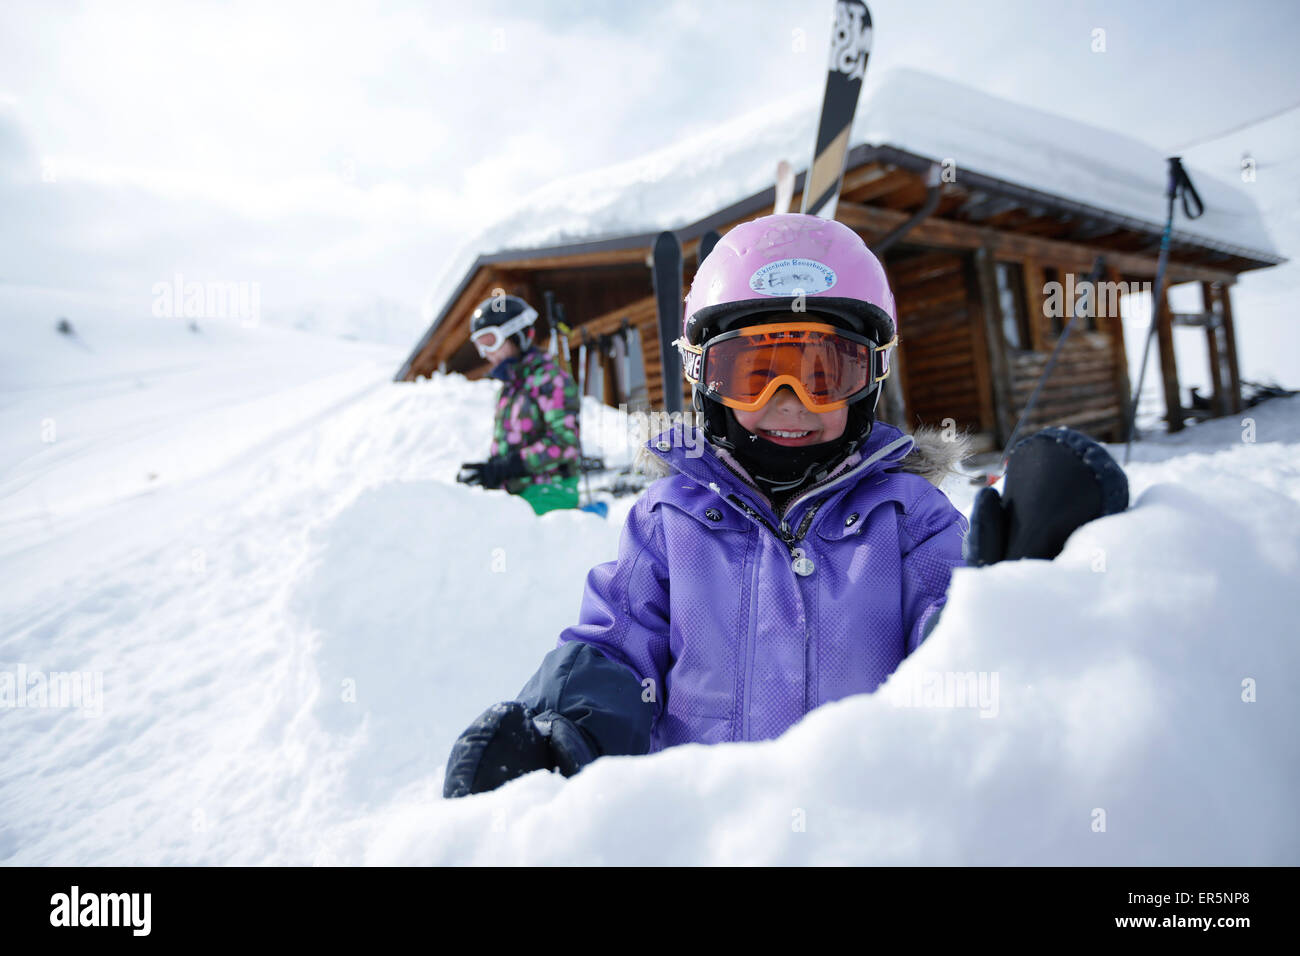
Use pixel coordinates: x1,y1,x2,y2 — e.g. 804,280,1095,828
443,701,598,798
964,426,1128,566
457,453,527,489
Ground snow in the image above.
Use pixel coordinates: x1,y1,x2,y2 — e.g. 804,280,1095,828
856,70,1278,261
2,314,1297,864
425,67,1282,330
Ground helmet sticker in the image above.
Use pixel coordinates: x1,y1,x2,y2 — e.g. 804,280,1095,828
748,258,837,297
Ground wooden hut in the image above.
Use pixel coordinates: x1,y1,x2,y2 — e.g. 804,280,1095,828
397,71,1282,448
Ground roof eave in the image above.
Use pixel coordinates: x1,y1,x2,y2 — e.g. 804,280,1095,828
397,141,1285,380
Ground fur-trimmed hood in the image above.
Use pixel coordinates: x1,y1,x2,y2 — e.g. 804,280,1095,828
634,424,969,489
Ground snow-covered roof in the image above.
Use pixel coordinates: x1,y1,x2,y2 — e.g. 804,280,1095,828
421,67,1282,336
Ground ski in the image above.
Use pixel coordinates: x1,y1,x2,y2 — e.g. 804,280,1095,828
651,230,685,414
555,301,573,376
800,0,873,219
774,159,795,215
619,317,633,405
577,329,589,398
543,291,571,374
698,229,722,264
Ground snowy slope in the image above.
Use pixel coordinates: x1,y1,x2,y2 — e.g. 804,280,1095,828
1,321,1297,865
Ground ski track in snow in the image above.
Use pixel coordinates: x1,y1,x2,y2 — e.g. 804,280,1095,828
1,315,1297,865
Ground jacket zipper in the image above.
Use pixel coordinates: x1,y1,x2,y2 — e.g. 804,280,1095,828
713,434,915,733
779,434,916,525
724,494,824,560
740,534,762,742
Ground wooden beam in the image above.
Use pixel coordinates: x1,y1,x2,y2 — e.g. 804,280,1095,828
573,295,658,339
836,201,1239,285
842,166,916,204
837,162,893,198
1154,285,1184,433
960,193,1021,222
971,245,1014,445
962,253,998,436
1200,281,1226,417
1021,259,1048,352
1169,312,1217,328
1102,265,1133,435
486,247,649,272
1215,281,1244,414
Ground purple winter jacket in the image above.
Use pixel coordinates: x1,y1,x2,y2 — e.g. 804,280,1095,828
550,420,968,753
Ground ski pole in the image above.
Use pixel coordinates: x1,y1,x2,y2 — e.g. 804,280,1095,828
556,320,573,375
543,289,556,347
555,302,572,375
577,330,588,400
576,340,595,508
620,318,632,406
1124,157,1203,464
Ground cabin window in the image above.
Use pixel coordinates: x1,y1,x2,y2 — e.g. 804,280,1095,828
995,262,1031,350
1043,265,1101,336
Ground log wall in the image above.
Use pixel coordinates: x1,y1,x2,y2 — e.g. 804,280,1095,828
887,251,987,434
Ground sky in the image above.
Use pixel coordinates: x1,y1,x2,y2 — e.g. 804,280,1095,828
1,0,1297,373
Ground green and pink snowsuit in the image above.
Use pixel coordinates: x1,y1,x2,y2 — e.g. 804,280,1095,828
490,347,582,513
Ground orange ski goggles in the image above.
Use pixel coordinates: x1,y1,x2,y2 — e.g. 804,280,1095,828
676,321,896,412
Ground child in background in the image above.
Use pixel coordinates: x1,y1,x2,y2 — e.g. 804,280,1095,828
456,293,582,515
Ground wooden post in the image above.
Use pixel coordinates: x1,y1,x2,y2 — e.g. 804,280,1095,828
964,257,998,437
972,245,1014,446
1103,267,1133,440
1216,282,1244,414
1155,283,1183,433
1021,258,1047,352
1200,281,1226,417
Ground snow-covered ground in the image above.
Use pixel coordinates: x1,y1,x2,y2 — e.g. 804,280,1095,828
1,315,1297,865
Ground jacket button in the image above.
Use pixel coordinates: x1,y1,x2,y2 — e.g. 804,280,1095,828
845,512,860,527
656,441,671,452
704,508,722,522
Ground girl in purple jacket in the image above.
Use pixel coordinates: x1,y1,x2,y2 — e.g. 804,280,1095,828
444,213,1126,797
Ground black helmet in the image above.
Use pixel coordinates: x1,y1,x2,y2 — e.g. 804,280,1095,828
470,293,538,355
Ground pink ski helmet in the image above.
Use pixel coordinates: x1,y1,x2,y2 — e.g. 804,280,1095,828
684,213,896,347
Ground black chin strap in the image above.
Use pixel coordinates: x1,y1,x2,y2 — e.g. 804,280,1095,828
710,396,875,494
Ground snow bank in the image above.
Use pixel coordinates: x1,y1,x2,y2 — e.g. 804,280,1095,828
329,407,1300,864
2,312,1296,864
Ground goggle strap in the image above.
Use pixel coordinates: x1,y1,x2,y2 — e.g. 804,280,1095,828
472,307,539,348
674,338,703,387
873,335,898,384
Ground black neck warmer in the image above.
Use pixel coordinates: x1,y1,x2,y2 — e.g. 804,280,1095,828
721,409,856,497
